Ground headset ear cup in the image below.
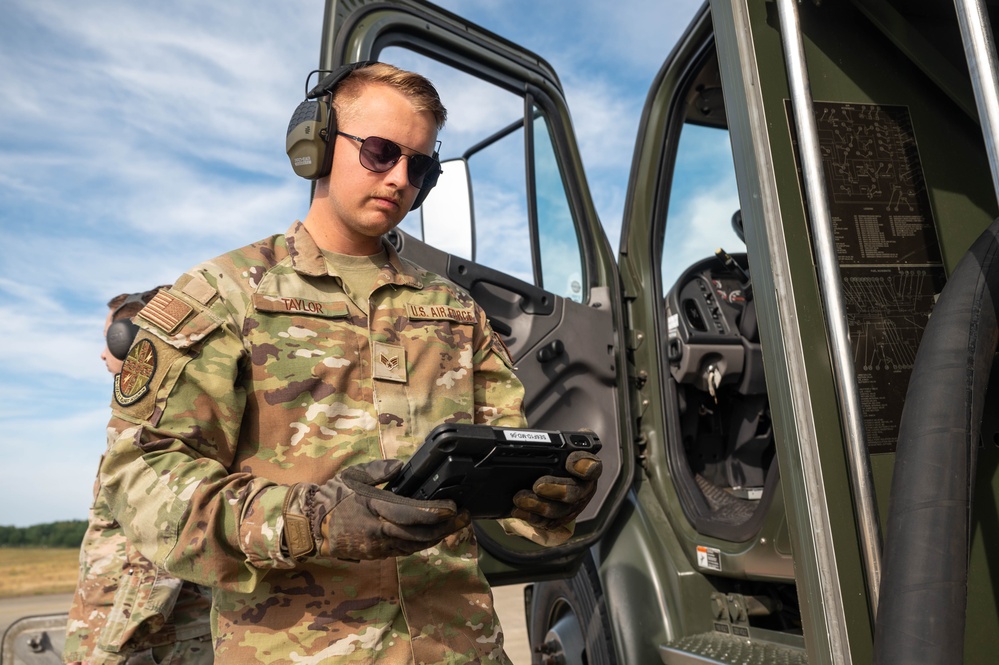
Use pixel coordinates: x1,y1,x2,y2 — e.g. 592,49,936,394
288,62,375,181
107,319,140,361
286,99,331,179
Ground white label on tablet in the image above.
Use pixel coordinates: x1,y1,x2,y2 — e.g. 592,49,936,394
503,430,552,443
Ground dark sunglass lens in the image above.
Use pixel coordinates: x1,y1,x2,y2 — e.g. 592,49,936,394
407,155,435,187
359,137,401,172
355,135,436,187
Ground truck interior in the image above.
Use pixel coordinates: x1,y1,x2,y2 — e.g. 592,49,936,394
658,47,777,544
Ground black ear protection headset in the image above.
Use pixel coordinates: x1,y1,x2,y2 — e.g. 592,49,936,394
106,292,147,361
285,61,441,210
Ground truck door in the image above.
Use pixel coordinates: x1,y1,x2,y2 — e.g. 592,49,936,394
318,0,633,579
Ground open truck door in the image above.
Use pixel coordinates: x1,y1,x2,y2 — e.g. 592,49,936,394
317,0,635,581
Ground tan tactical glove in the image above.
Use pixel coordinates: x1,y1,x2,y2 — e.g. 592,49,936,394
511,451,603,530
282,459,470,561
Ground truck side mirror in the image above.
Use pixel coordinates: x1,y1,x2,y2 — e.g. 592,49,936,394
421,157,474,259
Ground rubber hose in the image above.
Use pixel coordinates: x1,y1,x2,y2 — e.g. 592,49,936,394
873,218,999,664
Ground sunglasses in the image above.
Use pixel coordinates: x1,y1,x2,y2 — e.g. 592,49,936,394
336,132,441,188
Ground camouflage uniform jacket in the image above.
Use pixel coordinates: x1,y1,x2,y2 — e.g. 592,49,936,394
100,221,528,664
64,434,211,663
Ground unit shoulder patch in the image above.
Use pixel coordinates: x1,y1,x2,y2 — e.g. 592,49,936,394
114,339,157,406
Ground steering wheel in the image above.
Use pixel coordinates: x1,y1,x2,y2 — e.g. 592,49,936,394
665,252,763,396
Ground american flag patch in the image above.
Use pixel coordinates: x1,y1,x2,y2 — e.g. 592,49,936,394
140,291,194,334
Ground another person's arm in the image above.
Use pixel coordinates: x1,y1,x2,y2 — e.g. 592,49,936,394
64,453,126,663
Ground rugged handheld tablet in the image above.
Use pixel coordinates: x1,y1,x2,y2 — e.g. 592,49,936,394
388,423,602,519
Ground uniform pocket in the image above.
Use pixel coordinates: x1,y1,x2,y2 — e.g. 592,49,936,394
96,566,140,652
96,564,182,652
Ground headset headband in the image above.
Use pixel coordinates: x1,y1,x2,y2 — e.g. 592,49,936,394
111,292,147,317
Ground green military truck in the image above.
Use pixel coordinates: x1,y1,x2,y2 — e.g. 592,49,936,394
5,0,998,663
331,1,997,663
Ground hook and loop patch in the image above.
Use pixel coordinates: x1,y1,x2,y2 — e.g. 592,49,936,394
114,339,157,406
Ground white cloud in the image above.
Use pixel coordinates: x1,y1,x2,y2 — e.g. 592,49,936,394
582,1,704,70
1,1,321,526
662,180,744,290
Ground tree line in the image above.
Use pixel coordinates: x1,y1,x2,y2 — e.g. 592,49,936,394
0,520,87,548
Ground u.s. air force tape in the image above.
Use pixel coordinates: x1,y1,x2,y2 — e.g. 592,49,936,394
406,303,475,323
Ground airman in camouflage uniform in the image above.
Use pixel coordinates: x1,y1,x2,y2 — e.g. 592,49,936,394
99,63,600,664
65,289,212,664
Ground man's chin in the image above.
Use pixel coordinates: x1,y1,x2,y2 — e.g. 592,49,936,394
361,210,407,235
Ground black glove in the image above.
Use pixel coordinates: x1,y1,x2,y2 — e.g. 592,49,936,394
511,451,602,530
282,459,470,560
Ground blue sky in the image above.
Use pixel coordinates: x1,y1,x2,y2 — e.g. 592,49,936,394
0,0,705,527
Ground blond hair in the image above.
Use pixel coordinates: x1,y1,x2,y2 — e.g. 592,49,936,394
333,62,447,131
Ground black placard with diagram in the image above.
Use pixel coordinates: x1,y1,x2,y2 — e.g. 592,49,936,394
789,101,946,454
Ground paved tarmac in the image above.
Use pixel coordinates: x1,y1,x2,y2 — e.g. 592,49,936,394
494,583,531,664
1,587,532,663
0,593,73,638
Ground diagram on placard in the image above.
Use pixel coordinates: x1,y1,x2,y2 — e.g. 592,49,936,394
789,101,946,452
819,103,945,451
840,265,946,452
808,102,943,267
816,103,925,211
843,268,939,372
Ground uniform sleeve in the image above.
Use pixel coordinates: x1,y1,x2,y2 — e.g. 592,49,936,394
99,275,296,594
64,449,126,662
471,305,527,429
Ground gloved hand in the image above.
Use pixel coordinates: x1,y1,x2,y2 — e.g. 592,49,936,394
511,451,602,530
282,459,470,561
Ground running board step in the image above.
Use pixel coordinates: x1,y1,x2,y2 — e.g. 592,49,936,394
659,631,807,664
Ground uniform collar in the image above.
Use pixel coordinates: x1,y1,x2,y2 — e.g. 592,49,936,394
285,221,423,289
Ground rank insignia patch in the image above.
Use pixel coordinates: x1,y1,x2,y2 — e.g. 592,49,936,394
381,353,399,371
114,339,157,406
373,342,407,383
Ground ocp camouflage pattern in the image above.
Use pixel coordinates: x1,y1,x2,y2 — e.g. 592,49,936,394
64,434,211,664
100,222,530,664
